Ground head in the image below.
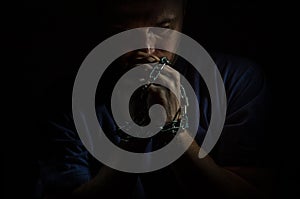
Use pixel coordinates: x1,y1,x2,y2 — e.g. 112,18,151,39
100,0,187,68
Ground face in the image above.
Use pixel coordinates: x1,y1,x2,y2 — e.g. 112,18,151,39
102,0,185,68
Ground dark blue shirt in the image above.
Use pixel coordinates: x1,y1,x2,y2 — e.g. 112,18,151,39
39,53,268,198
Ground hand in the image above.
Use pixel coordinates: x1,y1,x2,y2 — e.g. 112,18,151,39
114,58,182,151
130,63,181,125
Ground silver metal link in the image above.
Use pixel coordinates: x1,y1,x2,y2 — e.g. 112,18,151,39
149,62,166,82
179,85,189,129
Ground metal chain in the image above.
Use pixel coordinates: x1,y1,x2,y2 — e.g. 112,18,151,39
149,57,171,82
179,85,189,129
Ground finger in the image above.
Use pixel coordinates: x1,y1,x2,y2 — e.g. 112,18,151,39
135,63,181,101
154,74,181,100
147,84,180,120
160,65,180,82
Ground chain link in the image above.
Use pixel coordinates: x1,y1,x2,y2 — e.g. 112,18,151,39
148,57,171,82
179,85,189,129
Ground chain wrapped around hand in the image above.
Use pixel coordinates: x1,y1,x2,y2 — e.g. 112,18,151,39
117,56,189,143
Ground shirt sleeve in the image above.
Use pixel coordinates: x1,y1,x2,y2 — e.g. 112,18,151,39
39,111,93,194
211,54,270,167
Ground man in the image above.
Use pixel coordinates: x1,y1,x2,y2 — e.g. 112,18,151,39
39,0,271,198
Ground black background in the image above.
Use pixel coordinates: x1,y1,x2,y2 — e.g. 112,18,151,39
6,0,296,198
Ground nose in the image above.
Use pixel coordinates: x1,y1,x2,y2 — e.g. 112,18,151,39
143,28,157,55
129,28,161,63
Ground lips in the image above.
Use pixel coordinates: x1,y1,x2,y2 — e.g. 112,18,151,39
128,51,160,66
114,50,163,74
132,56,156,65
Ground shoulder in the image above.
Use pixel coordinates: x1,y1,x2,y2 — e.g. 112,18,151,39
211,52,264,85
211,52,266,114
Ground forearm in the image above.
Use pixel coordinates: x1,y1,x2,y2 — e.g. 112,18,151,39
171,133,265,198
45,165,137,199
73,165,137,198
